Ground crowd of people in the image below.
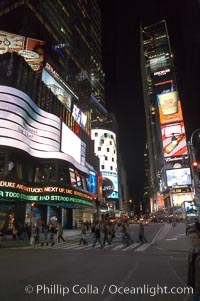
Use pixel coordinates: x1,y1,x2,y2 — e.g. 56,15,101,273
9,222,65,246
78,220,147,249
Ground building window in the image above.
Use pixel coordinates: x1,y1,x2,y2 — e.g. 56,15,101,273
34,163,56,183
69,167,77,186
104,133,107,137
101,139,104,144
101,165,105,170
105,156,108,160
107,148,109,152
98,147,101,151
95,132,98,137
112,158,114,162
110,141,112,145
58,164,70,184
110,166,113,170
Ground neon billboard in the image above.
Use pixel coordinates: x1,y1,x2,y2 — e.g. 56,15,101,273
161,122,188,158
0,30,45,72
157,91,183,124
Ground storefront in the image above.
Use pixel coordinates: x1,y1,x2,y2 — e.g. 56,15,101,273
0,180,94,231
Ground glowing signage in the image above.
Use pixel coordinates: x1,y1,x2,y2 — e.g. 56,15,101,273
150,55,166,72
0,86,88,174
0,85,61,152
61,122,82,165
166,168,192,187
42,68,72,111
91,129,119,199
72,104,87,128
0,181,93,206
161,122,188,158
157,91,183,124
0,31,44,72
87,171,97,194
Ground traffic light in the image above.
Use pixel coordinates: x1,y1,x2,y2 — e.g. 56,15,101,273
192,161,198,168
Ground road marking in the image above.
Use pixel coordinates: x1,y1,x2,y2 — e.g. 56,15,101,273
134,242,152,252
112,244,124,250
122,243,141,251
165,238,177,241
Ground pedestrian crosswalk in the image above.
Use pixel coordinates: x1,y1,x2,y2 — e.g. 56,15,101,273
11,238,150,252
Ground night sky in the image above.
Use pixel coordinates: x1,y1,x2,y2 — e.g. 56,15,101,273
100,0,200,202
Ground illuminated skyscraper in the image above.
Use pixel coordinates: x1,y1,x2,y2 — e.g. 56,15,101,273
0,0,107,229
140,21,194,217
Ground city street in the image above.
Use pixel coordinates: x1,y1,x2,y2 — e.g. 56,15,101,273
0,223,193,301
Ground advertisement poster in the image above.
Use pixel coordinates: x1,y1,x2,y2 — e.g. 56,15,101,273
157,91,183,124
0,30,44,72
166,168,192,187
23,37,45,72
102,172,119,199
161,122,187,158
42,69,72,111
0,30,25,54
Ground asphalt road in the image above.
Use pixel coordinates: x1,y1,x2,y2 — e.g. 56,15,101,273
0,223,193,301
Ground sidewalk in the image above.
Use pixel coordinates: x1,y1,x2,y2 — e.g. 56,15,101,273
156,222,191,253
0,228,81,248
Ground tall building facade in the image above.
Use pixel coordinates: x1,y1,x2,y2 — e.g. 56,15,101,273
0,0,116,232
140,21,195,219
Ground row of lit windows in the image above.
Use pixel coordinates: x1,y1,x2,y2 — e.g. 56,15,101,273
94,132,114,139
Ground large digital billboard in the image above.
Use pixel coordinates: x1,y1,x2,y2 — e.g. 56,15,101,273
87,171,97,195
42,69,72,111
0,30,45,72
161,122,187,158
166,168,192,187
0,86,88,174
91,129,119,199
157,91,183,124
0,85,61,152
102,171,119,199
72,104,87,129
150,55,166,72
61,122,82,165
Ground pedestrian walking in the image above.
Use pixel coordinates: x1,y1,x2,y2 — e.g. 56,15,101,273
103,224,111,246
57,223,65,243
33,225,40,246
187,227,200,301
121,222,130,247
92,224,103,248
138,222,147,243
41,224,49,246
49,223,56,246
109,223,115,242
90,223,96,244
79,223,88,245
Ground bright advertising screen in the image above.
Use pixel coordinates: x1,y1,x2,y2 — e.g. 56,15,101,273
161,122,187,158
0,30,44,72
0,85,61,153
157,91,183,124
87,171,97,194
166,168,192,187
91,129,119,199
150,55,166,72
102,171,119,199
72,104,87,128
42,69,72,111
61,122,83,165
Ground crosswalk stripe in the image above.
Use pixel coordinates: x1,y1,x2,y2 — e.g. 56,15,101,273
112,243,124,250
134,242,152,252
122,243,141,251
